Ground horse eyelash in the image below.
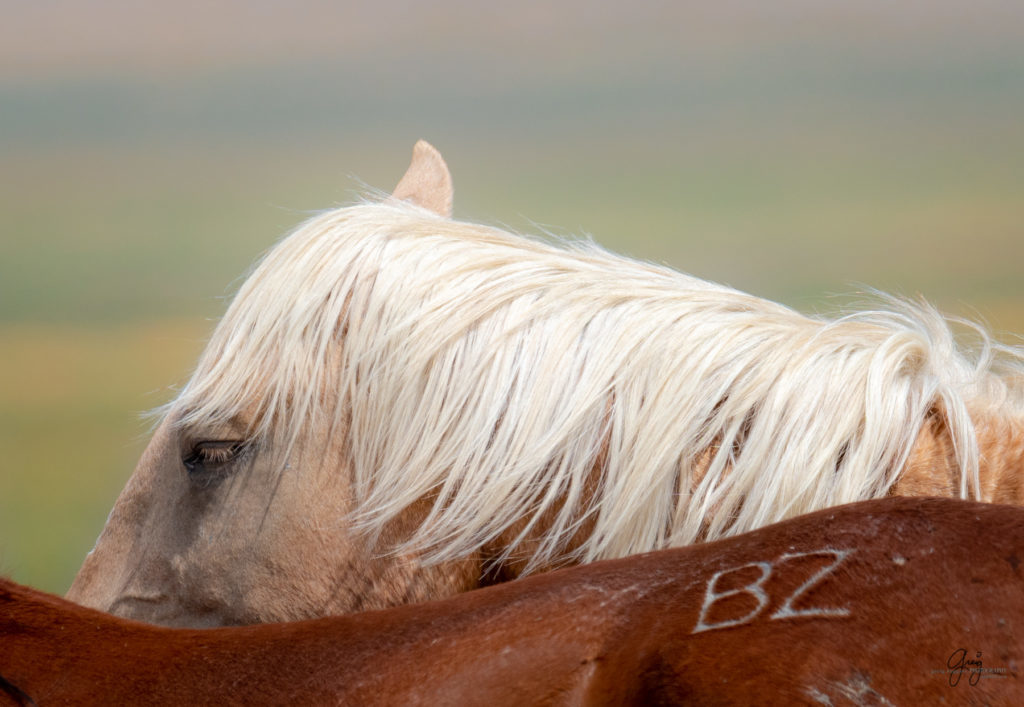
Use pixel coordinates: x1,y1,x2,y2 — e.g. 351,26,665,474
200,445,238,465
184,441,246,470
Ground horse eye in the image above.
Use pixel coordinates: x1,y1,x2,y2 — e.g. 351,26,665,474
183,441,246,483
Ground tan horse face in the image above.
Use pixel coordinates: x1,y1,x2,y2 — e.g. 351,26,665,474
67,142,476,626
66,414,480,626
68,417,340,625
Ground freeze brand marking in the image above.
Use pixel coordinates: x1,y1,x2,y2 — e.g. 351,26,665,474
692,548,854,634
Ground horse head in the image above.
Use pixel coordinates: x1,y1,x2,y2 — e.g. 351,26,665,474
67,142,1024,627
67,142,489,625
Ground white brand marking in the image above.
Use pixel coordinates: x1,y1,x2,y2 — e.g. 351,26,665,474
692,547,855,634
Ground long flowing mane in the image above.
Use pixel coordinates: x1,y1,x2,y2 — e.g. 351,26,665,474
168,200,1024,570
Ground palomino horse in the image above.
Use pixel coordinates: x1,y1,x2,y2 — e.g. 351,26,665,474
6,499,1022,704
68,142,1024,626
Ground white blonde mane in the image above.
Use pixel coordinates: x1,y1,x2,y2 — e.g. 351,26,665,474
170,200,1024,570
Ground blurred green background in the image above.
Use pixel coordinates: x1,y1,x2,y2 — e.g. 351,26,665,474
2,1,1022,594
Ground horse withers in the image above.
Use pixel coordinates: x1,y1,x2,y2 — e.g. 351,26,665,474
67,141,1024,626
6,499,1023,704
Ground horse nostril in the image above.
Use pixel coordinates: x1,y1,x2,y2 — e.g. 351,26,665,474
106,591,171,622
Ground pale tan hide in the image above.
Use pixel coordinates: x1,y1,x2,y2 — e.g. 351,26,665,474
67,142,1024,627
899,406,1024,501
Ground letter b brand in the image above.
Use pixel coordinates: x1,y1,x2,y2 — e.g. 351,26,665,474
692,561,772,633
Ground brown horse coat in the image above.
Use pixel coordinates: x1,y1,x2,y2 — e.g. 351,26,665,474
5,497,1022,705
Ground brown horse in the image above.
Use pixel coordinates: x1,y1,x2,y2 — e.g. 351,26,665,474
68,141,1024,627
6,498,1023,704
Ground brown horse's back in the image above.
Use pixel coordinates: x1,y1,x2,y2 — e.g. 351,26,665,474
587,497,1022,704
3,497,1022,704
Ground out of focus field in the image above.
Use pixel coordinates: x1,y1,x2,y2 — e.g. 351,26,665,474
2,2,1023,593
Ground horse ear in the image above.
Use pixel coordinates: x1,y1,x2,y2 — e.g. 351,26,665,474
391,140,453,217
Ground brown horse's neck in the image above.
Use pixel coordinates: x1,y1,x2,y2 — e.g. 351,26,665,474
1,577,67,637
0,579,155,704
1,580,69,704
896,406,1024,504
